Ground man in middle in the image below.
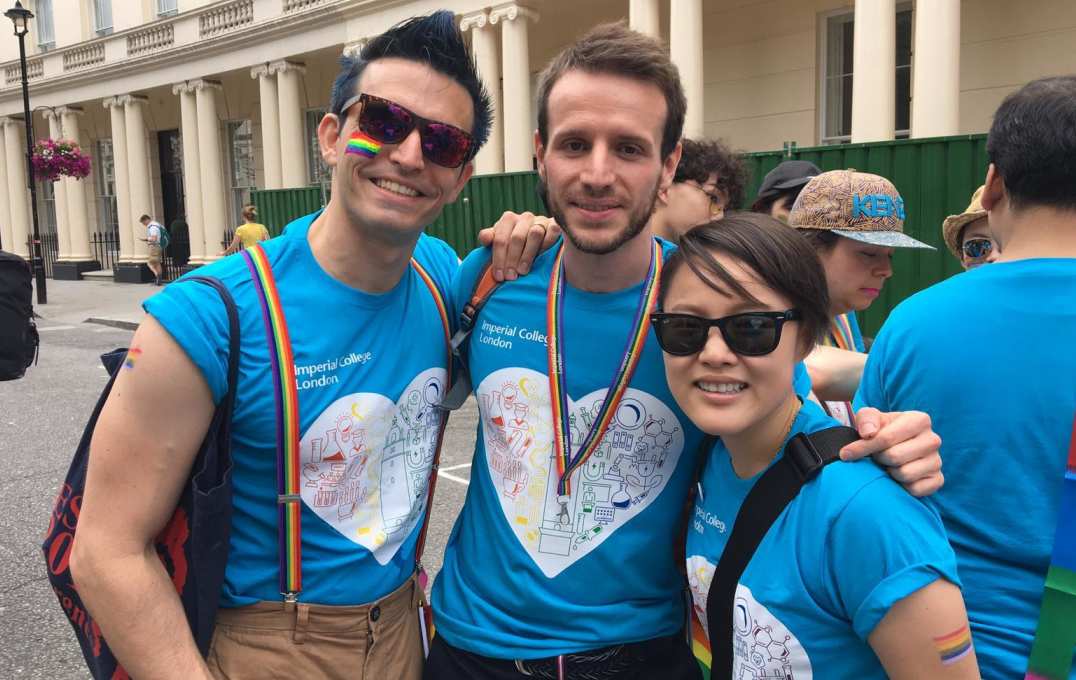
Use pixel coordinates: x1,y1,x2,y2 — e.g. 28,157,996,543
427,22,944,680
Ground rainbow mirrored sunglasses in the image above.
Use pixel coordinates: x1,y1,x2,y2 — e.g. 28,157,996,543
339,93,474,168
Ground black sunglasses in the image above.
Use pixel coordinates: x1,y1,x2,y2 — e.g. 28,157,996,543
649,310,802,357
339,93,474,169
962,237,993,261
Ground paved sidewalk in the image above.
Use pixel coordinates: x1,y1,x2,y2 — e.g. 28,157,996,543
32,278,158,329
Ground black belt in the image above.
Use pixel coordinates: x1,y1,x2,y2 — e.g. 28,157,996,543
513,642,639,680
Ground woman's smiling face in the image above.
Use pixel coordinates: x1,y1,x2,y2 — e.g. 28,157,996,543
659,252,803,439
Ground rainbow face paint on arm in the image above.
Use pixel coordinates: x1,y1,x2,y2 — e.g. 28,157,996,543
934,625,974,665
346,130,381,158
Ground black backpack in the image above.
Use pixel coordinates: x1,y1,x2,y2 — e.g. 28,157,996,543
0,250,38,381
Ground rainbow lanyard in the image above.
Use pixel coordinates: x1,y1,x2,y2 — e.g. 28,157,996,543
1025,414,1076,680
242,244,452,601
826,313,857,351
546,240,662,497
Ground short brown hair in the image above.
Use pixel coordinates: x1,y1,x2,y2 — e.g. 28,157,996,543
535,22,686,160
242,204,258,221
660,212,831,354
675,138,748,210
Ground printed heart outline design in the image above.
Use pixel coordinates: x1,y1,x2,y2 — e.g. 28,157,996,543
477,367,685,578
299,367,447,565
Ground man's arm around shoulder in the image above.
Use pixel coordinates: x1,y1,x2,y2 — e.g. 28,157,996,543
70,315,217,680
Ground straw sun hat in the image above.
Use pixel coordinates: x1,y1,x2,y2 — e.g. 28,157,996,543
941,186,987,260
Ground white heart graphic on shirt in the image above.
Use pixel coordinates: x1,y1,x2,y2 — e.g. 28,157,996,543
477,367,684,578
299,367,447,565
687,557,813,679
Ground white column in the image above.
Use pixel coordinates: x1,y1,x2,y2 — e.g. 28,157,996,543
461,11,504,175
272,60,308,188
911,0,960,138
195,79,228,261
124,95,153,261
3,118,32,258
670,0,704,139
0,126,11,253
851,0,896,142
60,107,94,261
104,97,134,262
630,0,661,38
251,65,282,190
490,4,538,172
44,109,72,260
174,82,206,265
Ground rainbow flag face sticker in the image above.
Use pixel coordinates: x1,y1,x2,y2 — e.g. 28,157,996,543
346,131,381,158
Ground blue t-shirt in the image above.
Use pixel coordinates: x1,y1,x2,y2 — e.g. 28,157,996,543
144,212,459,607
432,238,708,658
854,258,1076,679
687,400,960,678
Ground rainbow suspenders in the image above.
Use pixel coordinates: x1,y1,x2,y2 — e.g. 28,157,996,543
241,244,453,617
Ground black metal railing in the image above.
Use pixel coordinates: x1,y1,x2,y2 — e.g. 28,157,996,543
90,230,121,271
26,232,59,278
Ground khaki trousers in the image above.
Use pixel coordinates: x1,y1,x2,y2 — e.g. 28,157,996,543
207,575,425,680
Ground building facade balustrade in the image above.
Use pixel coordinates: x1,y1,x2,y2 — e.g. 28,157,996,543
198,0,255,39
62,44,106,73
127,24,175,58
284,0,332,12
5,58,42,85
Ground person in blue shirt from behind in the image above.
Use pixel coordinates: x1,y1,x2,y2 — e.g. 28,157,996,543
659,213,979,679
855,75,1076,679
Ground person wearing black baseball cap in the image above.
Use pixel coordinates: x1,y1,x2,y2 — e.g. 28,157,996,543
750,160,821,222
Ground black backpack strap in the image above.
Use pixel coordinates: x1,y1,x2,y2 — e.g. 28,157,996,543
706,425,859,679
440,262,500,411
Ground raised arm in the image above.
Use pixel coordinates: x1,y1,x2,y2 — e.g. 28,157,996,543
869,580,980,679
70,315,217,680
804,344,866,402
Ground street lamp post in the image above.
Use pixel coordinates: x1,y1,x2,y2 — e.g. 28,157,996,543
5,0,45,304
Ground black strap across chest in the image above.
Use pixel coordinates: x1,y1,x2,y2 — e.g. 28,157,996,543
706,426,859,679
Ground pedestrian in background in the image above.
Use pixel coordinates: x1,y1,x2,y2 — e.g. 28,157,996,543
220,205,270,256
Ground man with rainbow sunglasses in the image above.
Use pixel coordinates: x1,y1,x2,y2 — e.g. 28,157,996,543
70,12,551,680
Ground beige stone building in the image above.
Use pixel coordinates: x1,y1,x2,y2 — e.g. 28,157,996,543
0,0,1073,279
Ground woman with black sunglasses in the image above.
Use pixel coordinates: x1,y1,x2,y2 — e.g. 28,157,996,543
653,213,978,679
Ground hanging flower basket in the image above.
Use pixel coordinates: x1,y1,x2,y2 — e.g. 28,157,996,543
31,138,92,182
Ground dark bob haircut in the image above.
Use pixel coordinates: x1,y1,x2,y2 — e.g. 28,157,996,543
536,22,686,161
675,138,748,210
329,10,493,158
660,211,831,354
987,75,1076,212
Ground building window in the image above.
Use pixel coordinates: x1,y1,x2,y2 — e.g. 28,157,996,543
95,139,119,235
227,120,256,230
820,7,912,144
93,0,113,36
156,0,178,17
35,0,55,50
305,108,329,189
37,178,57,239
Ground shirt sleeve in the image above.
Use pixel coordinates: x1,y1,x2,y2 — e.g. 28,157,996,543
821,475,961,641
143,279,232,404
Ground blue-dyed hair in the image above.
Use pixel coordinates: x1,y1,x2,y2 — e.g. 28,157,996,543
329,10,493,159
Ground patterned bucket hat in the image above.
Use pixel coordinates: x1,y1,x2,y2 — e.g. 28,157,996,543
941,186,987,260
788,169,934,249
